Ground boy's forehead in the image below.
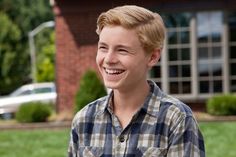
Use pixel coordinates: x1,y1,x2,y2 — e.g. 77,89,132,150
99,26,140,44
99,26,138,39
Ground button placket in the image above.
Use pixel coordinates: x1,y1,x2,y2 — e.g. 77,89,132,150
119,135,125,143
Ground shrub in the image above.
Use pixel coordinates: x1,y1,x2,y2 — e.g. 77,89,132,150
207,94,236,115
75,70,107,112
16,102,52,123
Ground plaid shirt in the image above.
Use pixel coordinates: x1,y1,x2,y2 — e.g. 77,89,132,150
68,80,205,157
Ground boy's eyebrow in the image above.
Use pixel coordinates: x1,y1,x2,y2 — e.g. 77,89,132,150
98,41,107,46
116,44,132,50
98,42,131,49
98,41,136,54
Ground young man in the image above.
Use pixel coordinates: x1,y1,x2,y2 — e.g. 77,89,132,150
68,5,205,157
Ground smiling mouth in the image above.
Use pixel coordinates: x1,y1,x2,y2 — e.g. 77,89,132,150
104,68,125,75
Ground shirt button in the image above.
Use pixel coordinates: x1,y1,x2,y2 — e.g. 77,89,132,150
119,135,125,143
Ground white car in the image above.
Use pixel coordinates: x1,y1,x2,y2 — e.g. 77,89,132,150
0,82,56,119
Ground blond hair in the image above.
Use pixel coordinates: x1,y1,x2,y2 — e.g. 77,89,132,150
96,5,166,53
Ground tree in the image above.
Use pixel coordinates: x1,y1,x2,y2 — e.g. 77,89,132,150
75,70,107,112
0,0,54,95
36,31,55,82
0,12,22,94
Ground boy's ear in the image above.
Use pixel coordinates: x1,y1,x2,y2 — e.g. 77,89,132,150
148,48,161,67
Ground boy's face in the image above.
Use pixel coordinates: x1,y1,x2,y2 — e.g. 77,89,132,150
96,26,155,91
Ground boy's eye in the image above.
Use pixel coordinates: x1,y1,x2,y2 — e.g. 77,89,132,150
98,46,108,51
118,49,127,52
99,46,106,49
118,49,129,54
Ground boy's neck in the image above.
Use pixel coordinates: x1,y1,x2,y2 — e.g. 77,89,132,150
112,81,150,128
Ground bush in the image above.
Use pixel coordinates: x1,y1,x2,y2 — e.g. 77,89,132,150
75,70,107,112
16,102,52,123
207,94,236,115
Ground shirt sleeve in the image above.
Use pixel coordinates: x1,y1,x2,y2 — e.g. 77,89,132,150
68,127,79,157
167,115,205,157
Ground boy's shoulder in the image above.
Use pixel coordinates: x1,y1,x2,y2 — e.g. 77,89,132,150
157,93,196,127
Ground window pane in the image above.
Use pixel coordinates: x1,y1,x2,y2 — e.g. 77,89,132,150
197,12,223,43
180,31,190,43
163,13,191,27
213,80,222,92
168,49,178,61
150,66,161,78
169,65,178,77
230,46,236,58
231,80,236,92
229,12,236,41
229,28,236,41
197,12,209,43
181,48,190,60
212,30,221,42
168,31,177,44
198,47,208,59
212,34,221,42
18,90,32,96
210,12,222,42
182,65,191,77
170,82,179,94
198,34,208,43
199,63,209,76
183,81,191,93
212,63,222,76
211,15,222,42
200,81,209,93
212,47,221,58
231,63,236,75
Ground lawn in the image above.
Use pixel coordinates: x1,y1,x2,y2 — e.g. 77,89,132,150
0,122,236,157
0,128,70,157
200,122,236,157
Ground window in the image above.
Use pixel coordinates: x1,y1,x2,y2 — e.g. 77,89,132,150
18,90,32,96
229,12,236,92
197,11,223,93
149,61,162,88
148,9,233,100
165,13,192,94
34,87,53,94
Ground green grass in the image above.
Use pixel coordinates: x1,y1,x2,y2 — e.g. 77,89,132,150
0,129,70,157
0,122,236,157
200,122,236,157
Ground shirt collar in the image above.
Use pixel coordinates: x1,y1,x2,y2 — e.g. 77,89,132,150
140,80,164,117
95,90,113,116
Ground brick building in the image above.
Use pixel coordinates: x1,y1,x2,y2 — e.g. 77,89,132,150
53,0,236,114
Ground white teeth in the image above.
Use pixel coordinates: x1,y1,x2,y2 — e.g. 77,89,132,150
105,68,124,75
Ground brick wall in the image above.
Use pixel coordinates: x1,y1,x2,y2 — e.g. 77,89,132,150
53,2,102,113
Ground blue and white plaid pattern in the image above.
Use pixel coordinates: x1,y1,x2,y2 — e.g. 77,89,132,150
68,80,205,157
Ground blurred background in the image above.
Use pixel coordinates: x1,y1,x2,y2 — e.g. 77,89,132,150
0,0,236,157
0,0,55,95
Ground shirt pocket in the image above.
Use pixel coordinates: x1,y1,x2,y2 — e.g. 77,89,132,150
78,146,103,157
136,147,167,157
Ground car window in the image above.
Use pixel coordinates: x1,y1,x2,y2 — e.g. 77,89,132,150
17,90,32,96
34,87,53,94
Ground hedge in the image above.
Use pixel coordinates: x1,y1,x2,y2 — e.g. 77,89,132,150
207,94,236,116
16,102,52,123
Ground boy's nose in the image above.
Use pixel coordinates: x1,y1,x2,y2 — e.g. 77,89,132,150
104,50,118,64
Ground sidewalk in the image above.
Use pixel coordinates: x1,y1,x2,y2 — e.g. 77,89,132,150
0,120,71,131
194,112,236,122
1,112,236,130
